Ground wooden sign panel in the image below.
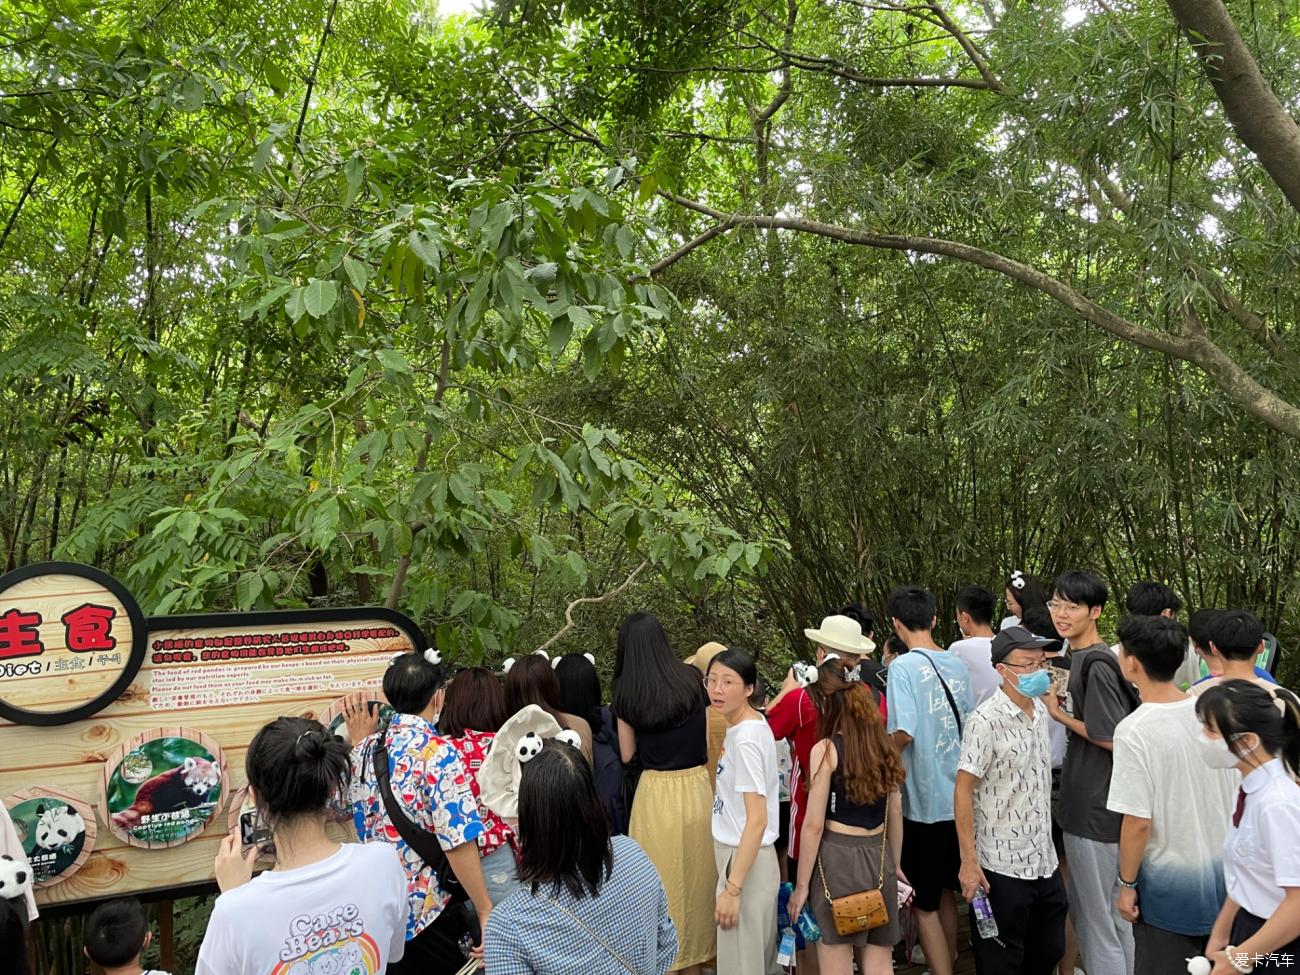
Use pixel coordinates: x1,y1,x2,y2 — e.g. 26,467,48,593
0,563,426,907
3,786,97,888
0,563,147,726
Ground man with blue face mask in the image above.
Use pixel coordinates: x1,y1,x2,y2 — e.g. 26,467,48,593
955,626,1068,975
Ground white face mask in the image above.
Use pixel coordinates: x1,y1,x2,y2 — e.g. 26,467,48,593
1194,731,1251,769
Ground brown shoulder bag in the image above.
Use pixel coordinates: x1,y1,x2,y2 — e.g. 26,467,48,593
816,811,889,936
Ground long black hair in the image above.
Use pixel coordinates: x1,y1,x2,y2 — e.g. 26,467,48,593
246,717,351,825
1196,680,1300,775
516,741,614,899
1006,571,1050,622
612,611,706,731
0,899,26,975
555,654,603,732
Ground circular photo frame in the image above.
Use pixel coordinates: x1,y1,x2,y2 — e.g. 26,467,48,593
101,728,227,849
3,786,97,888
318,690,394,746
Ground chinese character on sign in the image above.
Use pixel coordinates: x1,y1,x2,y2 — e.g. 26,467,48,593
0,608,43,660
61,603,117,652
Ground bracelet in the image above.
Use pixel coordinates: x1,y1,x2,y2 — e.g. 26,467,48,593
1225,946,1254,974
1117,875,1138,890
725,880,742,896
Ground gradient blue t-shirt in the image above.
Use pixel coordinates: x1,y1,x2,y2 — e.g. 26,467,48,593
1106,698,1238,935
887,648,974,823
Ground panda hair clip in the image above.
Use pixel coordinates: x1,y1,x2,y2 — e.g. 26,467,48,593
0,854,32,905
503,649,550,674
1010,570,1026,590
515,729,583,763
552,653,596,669
388,648,443,667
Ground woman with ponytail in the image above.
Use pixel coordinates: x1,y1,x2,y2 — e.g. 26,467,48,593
1196,680,1300,974
196,717,408,975
787,657,906,975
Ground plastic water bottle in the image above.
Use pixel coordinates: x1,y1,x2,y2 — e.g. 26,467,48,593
795,903,821,944
971,887,998,940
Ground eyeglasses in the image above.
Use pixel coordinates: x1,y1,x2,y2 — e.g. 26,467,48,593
1046,599,1082,613
705,675,743,690
999,659,1046,672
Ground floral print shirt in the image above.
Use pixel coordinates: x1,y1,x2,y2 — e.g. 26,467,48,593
350,713,484,939
448,729,515,857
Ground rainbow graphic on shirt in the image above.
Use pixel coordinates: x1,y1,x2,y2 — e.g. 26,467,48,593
270,904,384,975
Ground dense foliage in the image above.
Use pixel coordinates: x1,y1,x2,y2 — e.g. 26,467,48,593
3,0,1299,680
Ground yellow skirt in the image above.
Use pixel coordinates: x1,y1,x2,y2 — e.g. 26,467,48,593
630,765,718,968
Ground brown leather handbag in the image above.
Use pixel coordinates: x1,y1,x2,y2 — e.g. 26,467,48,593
817,812,890,936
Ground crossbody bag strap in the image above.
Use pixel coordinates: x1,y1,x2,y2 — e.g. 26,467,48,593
372,736,452,872
913,650,962,737
542,895,640,975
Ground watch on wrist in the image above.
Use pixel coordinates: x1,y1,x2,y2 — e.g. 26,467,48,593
1225,946,1255,974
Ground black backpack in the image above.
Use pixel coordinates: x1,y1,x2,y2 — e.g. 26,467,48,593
1074,648,1141,715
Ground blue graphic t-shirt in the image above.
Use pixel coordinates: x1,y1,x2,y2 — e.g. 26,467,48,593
887,649,974,823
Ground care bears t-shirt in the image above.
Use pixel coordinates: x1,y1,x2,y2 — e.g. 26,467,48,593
196,842,408,975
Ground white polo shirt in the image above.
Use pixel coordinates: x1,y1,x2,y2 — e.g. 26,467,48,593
958,691,1058,880
1224,758,1300,918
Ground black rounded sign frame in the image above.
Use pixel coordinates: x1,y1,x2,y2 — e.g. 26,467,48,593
0,561,149,727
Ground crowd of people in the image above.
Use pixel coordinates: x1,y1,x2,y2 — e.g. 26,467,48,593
3,571,1298,975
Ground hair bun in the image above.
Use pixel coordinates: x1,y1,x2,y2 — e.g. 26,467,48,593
294,729,326,761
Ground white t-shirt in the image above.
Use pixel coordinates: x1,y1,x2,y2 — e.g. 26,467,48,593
949,636,1000,706
713,718,780,847
196,843,408,975
1106,699,1237,935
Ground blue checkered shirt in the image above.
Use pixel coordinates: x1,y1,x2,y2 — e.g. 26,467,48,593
484,835,678,975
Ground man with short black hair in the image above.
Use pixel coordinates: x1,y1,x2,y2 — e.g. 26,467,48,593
956,626,1068,975
887,585,974,975
1190,608,1276,695
1122,581,1181,618
1045,571,1136,975
1121,581,1202,689
347,653,493,975
951,585,999,706
1107,614,1236,972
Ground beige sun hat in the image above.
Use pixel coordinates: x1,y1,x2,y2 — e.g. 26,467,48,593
479,705,577,820
685,641,728,674
803,614,877,655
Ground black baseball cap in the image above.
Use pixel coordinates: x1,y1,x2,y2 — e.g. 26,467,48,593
991,626,1062,665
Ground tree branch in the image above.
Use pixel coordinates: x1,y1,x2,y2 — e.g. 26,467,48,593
652,192,1300,441
924,1,1007,92
1164,0,1300,216
534,560,648,654
292,0,341,160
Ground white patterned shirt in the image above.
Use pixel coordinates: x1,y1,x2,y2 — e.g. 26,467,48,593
958,691,1058,880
